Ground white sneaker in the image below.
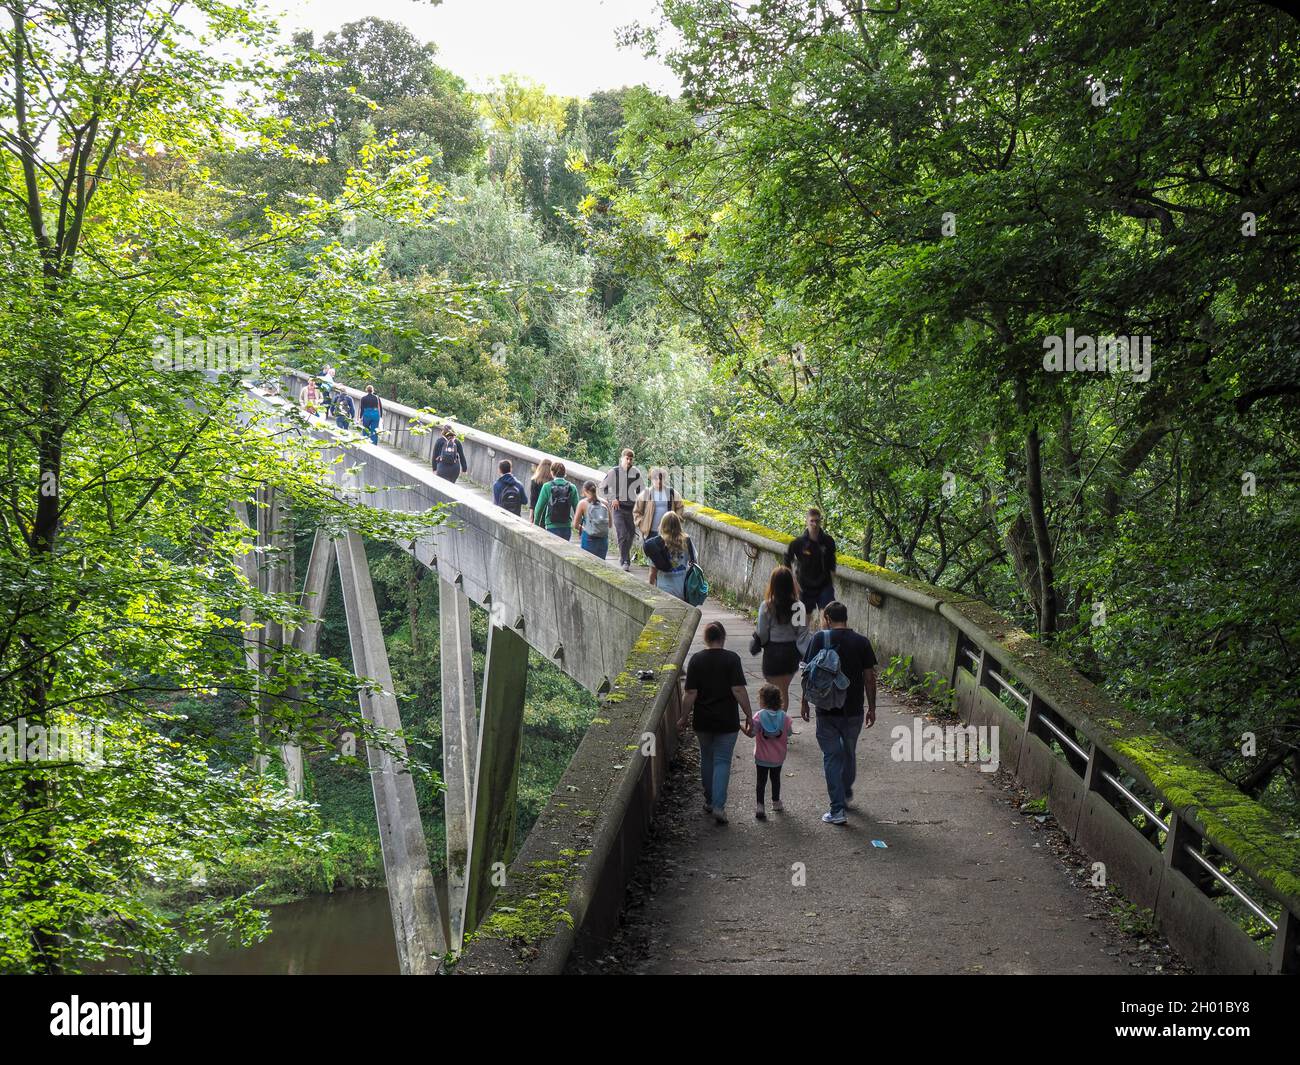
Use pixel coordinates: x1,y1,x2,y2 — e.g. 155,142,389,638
771,800,784,812
755,804,766,821
822,810,847,825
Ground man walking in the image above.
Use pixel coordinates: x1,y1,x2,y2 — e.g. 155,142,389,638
600,447,645,571
800,601,877,825
785,507,838,620
679,621,754,825
492,459,528,516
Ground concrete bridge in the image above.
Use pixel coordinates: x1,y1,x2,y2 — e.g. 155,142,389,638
236,373,1300,976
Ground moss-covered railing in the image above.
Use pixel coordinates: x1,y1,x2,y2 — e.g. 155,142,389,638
454,604,697,972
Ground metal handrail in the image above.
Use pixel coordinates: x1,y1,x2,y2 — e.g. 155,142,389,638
1035,712,1090,762
1100,769,1168,831
986,668,1030,708
1181,844,1278,932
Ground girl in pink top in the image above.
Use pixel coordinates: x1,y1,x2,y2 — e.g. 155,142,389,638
753,683,792,820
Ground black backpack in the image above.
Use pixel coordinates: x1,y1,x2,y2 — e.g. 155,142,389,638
437,437,460,469
546,481,574,525
499,479,525,515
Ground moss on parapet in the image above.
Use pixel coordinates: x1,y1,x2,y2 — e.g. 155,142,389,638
457,603,698,972
1112,733,1300,907
686,503,955,604
940,598,1300,912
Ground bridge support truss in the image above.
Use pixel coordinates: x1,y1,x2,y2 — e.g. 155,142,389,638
234,498,531,971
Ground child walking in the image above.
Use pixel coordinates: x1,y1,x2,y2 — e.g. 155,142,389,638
753,683,792,820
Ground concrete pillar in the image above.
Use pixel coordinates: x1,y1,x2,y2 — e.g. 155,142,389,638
282,529,335,796
464,621,530,934
440,576,479,950
335,530,446,973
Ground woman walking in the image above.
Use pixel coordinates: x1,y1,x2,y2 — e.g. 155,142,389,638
572,481,611,560
433,424,468,482
754,565,808,711
529,459,553,514
299,377,321,415
644,511,695,601
634,467,683,544
358,385,383,444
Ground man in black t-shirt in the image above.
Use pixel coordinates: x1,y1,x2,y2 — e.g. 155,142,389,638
800,601,877,825
679,621,754,825
784,508,838,620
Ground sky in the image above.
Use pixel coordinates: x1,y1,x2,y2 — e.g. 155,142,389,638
273,0,681,98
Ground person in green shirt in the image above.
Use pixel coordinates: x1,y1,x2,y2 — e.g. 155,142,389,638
532,461,575,542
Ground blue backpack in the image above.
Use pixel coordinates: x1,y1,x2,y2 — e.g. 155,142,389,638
802,629,850,709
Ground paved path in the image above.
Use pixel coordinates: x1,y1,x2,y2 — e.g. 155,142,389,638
442,469,1174,974
601,562,1170,975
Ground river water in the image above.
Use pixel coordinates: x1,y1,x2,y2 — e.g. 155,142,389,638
186,889,399,975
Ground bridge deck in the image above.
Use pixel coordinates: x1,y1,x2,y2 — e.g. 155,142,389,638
429,462,1169,974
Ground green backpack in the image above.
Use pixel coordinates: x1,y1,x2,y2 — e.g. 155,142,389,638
683,539,708,606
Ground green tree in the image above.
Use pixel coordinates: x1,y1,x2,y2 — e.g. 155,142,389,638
0,0,447,972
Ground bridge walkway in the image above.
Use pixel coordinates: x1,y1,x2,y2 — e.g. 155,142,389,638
587,572,1168,975
340,427,1174,975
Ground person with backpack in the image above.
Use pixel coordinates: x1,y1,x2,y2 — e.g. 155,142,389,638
799,600,877,825
784,507,838,621
753,565,809,711
752,683,792,821
493,459,528,516
433,424,468,482
677,621,754,826
572,480,612,560
331,390,355,431
358,385,383,444
529,458,553,513
643,511,696,601
600,448,644,572
532,461,575,541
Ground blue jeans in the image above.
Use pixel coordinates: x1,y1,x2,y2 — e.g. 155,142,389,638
547,525,571,541
360,411,380,444
799,581,837,616
697,729,739,811
580,532,608,559
815,712,864,816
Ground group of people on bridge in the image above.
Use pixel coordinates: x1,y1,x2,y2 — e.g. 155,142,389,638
507,444,881,828
677,523,879,827
288,377,879,829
